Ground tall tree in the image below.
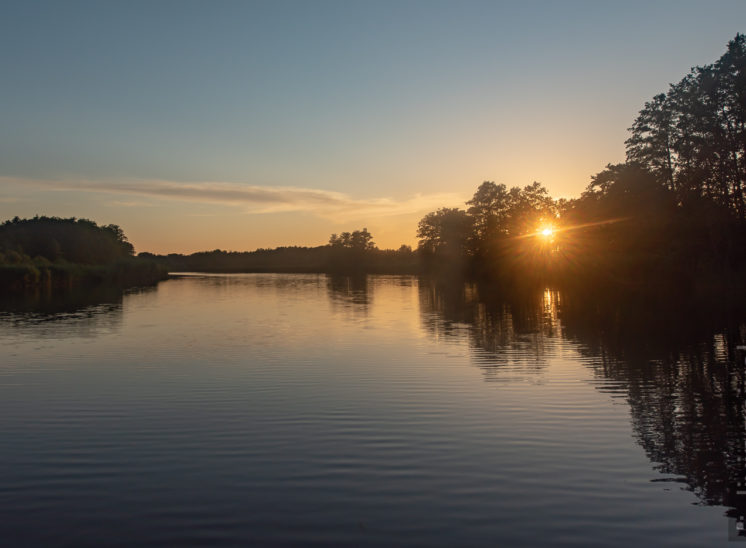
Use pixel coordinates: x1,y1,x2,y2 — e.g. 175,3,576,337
466,182,512,242
626,34,746,218
625,93,676,191
416,208,472,258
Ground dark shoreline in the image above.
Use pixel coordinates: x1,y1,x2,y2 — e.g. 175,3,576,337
0,259,169,292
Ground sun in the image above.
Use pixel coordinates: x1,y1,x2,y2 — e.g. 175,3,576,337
537,225,556,240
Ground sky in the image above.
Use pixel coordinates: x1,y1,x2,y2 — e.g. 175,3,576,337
1,0,745,253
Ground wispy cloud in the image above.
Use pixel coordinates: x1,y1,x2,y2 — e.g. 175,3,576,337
0,176,463,221
105,200,158,208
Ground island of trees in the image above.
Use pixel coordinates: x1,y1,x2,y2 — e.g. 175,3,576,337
0,216,168,290
1,34,744,296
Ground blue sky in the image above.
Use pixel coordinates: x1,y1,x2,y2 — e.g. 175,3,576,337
1,0,744,252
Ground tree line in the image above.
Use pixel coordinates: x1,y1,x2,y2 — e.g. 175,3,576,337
143,229,418,275
414,34,746,294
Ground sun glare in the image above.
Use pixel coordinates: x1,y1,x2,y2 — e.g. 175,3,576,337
540,227,554,238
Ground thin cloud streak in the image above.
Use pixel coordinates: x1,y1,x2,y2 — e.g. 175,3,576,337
0,176,464,221
104,200,158,208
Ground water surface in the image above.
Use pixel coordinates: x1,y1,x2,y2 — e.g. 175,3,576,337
1,274,745,546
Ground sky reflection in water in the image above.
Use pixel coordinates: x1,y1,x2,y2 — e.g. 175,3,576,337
0,274,744,547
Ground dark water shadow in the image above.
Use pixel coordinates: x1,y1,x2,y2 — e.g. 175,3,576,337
326,274,372,312
563,294,746,529
0,285,154,339
419,277,746,527
418,279,557,375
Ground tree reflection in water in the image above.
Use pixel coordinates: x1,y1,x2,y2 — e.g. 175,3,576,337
418,278,746,524
0,285,130,339
326,274,372,311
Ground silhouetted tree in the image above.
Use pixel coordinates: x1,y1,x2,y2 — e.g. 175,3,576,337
329,228,375,251
626,33,746,218
466,182,513,242
417,208,472,256
464,181,557,251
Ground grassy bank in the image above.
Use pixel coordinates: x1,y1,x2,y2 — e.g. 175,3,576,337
0,258,169,291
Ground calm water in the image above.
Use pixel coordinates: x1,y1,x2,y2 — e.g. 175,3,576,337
1,274,745,547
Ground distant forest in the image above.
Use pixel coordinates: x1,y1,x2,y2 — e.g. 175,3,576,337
1,34,745,294
140,228,418,274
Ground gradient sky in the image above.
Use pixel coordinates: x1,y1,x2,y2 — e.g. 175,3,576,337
1,1,745,253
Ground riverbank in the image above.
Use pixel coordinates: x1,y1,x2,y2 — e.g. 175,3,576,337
0,258,169,291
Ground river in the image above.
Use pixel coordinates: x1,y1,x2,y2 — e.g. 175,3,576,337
1,273,744,546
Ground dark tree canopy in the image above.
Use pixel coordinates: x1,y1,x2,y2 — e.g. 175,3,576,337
417,182,557,267
0,216,134,265
411,35,746,289
625,33,746,218
417,207,472,257
328,228,376,251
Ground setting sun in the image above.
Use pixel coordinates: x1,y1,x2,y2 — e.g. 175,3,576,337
540,227,554,238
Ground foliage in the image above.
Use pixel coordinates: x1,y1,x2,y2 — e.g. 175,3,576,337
0,216,134,265
0,217,166,290
417,208,472,257
625,33,746,218
466,181,556,243
328,228,375,251
413,35,746,290
143,232,419,275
